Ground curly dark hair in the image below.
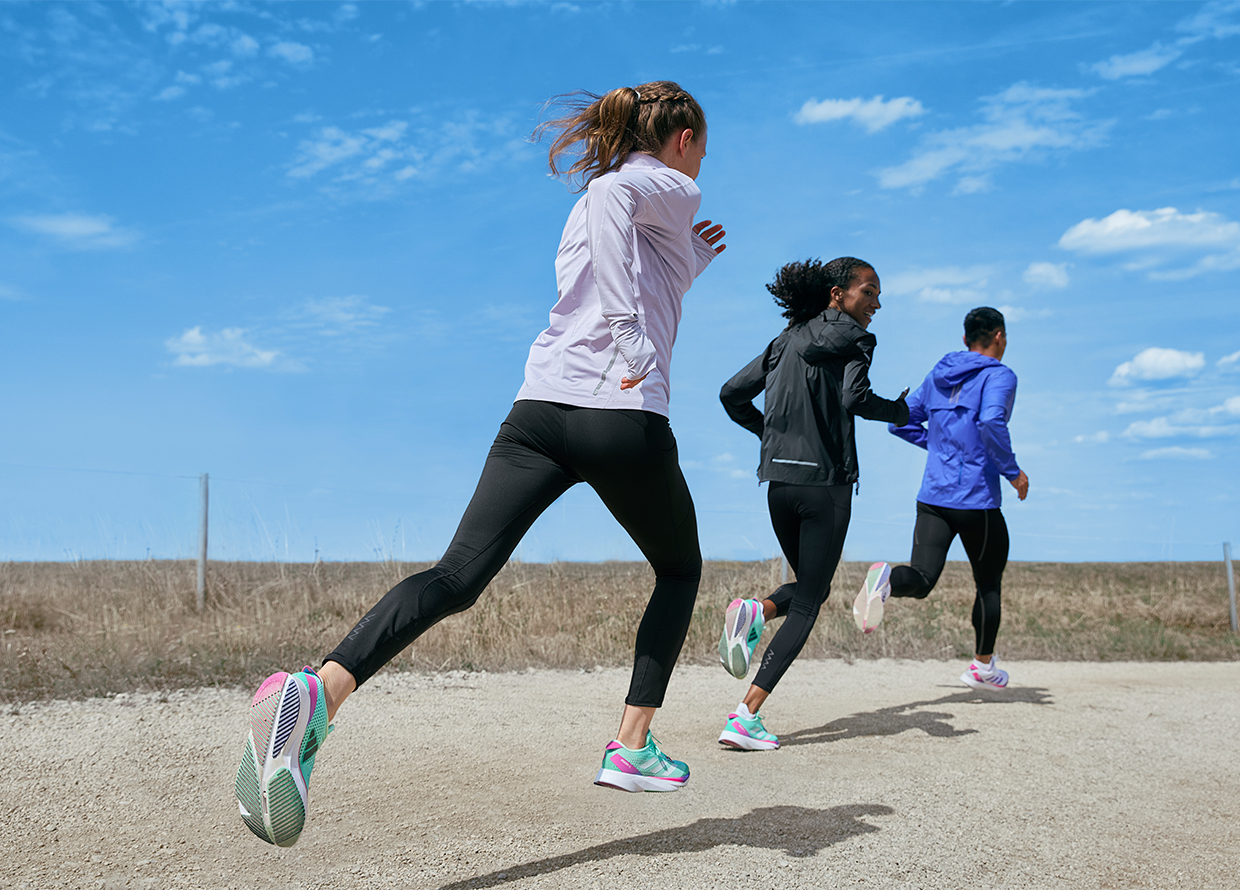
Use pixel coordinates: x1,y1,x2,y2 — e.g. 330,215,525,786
767,257,874,326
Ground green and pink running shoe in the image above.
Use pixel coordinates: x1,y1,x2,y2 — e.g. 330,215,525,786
235,666,329,846
852,562,892,633
719,598,765,679
718,707,779,751
593,731,689,793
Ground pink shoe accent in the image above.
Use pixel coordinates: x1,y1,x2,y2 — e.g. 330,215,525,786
608,753,641,775
253,671,289,706
727,717,753,738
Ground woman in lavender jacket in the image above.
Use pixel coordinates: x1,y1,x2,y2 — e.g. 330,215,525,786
234,81,726,849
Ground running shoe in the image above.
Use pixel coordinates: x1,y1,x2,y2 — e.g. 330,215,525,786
718,709,779,751
718,598,765,679
852,562,892,633
235,666,330,846
593,731,690,793
960,655,1009,690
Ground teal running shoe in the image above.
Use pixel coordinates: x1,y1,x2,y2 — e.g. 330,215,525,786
718,708,780,750
718,598,765,679
593,731,690,793
235,666,330,846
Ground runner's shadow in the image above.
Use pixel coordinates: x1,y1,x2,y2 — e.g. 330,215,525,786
779,686,1053,747
433,803,893,890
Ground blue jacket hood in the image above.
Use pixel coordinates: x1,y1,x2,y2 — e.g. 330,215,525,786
932,350,1004,389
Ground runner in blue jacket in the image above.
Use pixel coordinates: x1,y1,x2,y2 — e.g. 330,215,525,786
854,307,1028,690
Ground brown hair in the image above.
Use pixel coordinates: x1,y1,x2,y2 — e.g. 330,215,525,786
535,81,707,191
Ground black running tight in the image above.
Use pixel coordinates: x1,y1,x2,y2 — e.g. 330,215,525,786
889,501,1009,657
753,482,852,694
325,399,701,708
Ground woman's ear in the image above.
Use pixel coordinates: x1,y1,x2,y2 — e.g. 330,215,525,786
678,129,695,157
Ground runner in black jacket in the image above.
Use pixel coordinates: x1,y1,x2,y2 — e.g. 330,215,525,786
715,257,908,750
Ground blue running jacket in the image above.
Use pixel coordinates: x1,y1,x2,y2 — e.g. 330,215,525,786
889,351,1021,510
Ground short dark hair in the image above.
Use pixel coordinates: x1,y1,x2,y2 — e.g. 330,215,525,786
768,256,874,326
964,306,1005,347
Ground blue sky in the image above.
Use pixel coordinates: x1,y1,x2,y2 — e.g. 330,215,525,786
2,1,1238,564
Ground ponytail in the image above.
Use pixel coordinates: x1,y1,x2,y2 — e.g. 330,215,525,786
535,81,706,190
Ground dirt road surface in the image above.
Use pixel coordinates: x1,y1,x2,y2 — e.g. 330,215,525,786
4,659,1237,889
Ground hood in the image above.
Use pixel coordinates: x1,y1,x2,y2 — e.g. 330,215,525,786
931,351,1003,389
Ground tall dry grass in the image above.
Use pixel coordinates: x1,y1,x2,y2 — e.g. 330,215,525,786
1,558,1236,703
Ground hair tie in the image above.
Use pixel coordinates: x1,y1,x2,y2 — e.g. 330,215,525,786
632,88,641,100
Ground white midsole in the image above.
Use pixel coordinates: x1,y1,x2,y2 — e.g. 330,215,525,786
718,729,778,750
593,769,687,793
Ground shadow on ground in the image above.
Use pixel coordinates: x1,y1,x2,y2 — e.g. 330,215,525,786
434,804,893,889
778,686,1053,747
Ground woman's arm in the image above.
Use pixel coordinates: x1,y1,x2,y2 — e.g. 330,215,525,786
587,179,658,385
720,349,769,438
841,349,910,426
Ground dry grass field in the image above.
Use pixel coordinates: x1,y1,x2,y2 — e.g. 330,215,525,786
1,558,1236,703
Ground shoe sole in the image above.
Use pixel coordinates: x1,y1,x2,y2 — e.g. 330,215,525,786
593,769,688,792
961,670,1009,690
718,729,779,751
718,599,758,679
852,562,891,634
235,672,314,846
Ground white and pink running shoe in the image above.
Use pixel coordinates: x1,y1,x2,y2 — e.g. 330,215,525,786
852,562,892,633
960,655,1009,690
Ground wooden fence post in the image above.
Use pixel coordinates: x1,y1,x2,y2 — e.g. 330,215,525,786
197,473,209,612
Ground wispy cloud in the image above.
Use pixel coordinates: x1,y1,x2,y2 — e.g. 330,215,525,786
1122,416,1238,439
165,326,284,369
288,295,392,338
1140,446,1212,460
1088,43,1183,79
1074,431,1111,444
1176,1,1240,41
287,112,529,193
9,212,139,249
269,41,314,65
877,83,1108,193
1219,350,1240,370
1110,347,1205,386
1059,207,1240,279
1023,261,1070,289
882,265,993,304
795,95,925,133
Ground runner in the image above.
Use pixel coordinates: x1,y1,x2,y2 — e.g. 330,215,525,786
716,257,908,750
853,306,1028,690
234,81,727,846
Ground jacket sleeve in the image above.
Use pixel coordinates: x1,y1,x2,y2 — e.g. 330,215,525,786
889,376,929,449
841,342,910,426
979,368,1021,480
692,228,716,277
586,178,658,382
719,348,769,438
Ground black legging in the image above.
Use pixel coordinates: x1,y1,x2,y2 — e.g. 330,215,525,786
889,501,1009,657
325,399,702,708
753,482,852,693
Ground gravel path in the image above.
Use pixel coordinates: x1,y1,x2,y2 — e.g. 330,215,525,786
4,659,1237,889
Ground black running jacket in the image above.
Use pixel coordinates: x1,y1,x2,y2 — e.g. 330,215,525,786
720,307,909,486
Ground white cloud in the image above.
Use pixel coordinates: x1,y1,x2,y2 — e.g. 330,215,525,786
294,296,392,335
878,83,1108,192
1023,261,1070,289
232,34,260,57
166,327,281,369
1059,207,1240,278
1074,431,1111,444
1176,2,1240,41
1219,350,1240,370
0,283,24,301
156,85,186,101
795,95,925,133
1211,394,1240,416
287,112,527,190
9,213,138,249
1110,347,1205,386
1122,415,1238,439
270,41,314,65
1089,44,1183,80
1140,446,1212,460
882,265,992,304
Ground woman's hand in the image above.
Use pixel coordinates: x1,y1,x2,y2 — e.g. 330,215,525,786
694,219,727,255
620,372,649,391
898,387,909,400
